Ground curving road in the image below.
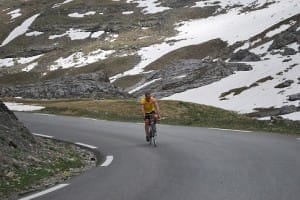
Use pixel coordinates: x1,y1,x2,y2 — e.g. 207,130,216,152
16,112,300,200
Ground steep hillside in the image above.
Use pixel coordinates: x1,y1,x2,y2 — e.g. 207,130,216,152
0,0,299,120
0,101,97,198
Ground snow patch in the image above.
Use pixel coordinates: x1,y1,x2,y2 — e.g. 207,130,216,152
281,111,300,121
49,28,91,40
22,62,38,72
0,54,43,68
129,78,162,94
122,11,134,15
4,102,45,112
25,31,44,36
49,49,115,71
126,0,170,14
7,9,22,20
68,11,96,18
91,31,105,38
266,23,293,38
0,14,40,47
53,0,74,8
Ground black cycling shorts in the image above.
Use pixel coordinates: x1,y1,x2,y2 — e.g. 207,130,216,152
144,111,155,120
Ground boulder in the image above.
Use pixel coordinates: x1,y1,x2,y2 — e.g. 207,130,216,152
230,49,261,62
288,93,300,101
281,47,297,56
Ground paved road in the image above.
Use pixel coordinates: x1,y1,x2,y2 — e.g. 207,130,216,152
16,112,300,200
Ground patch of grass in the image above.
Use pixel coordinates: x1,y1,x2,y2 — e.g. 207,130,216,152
0,140,83,198
114,74,144,89
0,159,82,197
0,72,41,86
9,98,300,134
144,39,229,71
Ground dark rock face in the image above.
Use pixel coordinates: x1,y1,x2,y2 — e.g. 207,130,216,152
268,26,300,51
230,49,261,62
129,58,252,98
281,47,297,56
0,101,36,177
0,101,35,149
274,80,294,88
0,71,129,99
247,105,300,118
288,93,300,101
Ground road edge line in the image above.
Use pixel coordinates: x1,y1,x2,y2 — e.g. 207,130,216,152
19,184,69,200
101,155,114,167
75,142,98,149
32,133,53,138
209,128,252,133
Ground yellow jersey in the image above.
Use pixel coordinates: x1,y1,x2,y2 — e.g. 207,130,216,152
141,96,155,113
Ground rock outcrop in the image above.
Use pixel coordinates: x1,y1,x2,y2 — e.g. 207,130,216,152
230,49,261,62
247,105,300,118
0,101,37,187
268,25,300,51
129,58,252,98
0,71,129,99
288,93,300,101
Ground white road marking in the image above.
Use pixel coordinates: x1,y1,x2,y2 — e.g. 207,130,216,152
35,113,55,116
81,117,97,121
209,128,252,133
101,155,114,167
19,184,69,200
297,138,300,141
75,142,98,149
32,133,53,138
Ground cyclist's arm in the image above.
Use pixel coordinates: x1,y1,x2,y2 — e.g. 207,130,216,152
153,99,160,118
141,103,146,117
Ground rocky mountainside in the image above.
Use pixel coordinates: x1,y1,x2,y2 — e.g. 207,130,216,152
0,0,299,119
129,57,253,98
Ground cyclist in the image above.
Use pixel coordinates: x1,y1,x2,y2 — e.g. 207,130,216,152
141,91,160,142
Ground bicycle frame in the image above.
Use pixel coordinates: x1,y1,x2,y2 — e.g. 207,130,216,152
147,113,157,147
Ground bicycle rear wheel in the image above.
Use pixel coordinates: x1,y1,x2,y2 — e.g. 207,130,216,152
149,128,153,145
153,135,157,147
151,124,157,147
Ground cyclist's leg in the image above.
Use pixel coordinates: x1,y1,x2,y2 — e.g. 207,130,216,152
144,119,150,135
144,116,150,141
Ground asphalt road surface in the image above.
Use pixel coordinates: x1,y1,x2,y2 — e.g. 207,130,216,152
16,112,300,200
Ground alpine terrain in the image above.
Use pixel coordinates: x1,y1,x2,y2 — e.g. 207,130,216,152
0,0,300,120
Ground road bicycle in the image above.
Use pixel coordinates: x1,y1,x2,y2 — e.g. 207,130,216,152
147,113,157,147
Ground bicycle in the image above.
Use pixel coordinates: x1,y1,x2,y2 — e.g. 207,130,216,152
147,113,157,147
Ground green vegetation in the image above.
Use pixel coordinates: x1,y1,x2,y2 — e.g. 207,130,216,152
0,139,84,198
0,157,81,196
0,72,40,86
7,98,300,134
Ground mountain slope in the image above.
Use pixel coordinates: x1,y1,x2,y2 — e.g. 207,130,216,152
0,0,299,120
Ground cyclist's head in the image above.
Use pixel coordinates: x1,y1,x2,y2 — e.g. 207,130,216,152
145,91,151,99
